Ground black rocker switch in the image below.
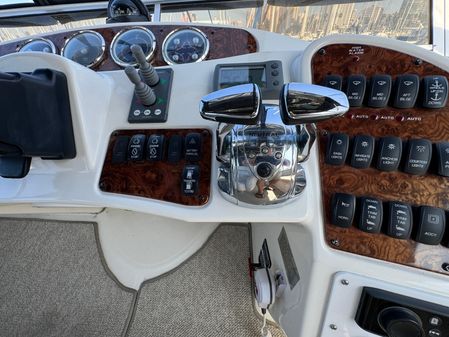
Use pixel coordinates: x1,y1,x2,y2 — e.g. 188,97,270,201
184,133,202,162
415,206,445,245
167,135,183,163
358,197,383,233
367,74,392,108
146,134,165,161
435,142,449,177
377,136,402,172
182,164,199,196
392,74,420,108
422,75,448,108
403,139,432,175
112,136,130,164
128,134,146,161
326,133,349,166
351,135,375,169
331,193,356,228
346,74,366,107
323,75,343,91
386,201,413,240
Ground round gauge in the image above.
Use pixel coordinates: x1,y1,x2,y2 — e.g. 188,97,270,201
61,30,105,68
19,38,56,53
110,27,156,67
162,27,209,65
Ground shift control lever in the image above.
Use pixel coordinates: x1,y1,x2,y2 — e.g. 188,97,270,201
131,44,159,86
125,66,157,106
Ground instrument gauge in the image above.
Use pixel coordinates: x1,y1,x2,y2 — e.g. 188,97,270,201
110,27,156,67
61,30,105,68
19,38,56,54
162,27,209,65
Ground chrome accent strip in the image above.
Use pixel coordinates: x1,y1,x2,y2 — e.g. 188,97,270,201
109,26,156,67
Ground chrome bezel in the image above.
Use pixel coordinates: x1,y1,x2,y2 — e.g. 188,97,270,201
18,37,57,54
162,27,210,65
61,30,106,68
110,26,156,67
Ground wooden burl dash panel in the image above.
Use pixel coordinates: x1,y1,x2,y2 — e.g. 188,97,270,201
0,25,257,71
99,129,211,206
312,43,449,275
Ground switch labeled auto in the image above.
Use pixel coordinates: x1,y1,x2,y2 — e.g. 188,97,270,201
146,134,165,161
377,136,402,172
350,135,375,169
403,139,432,175
386,201,413,239
182,165,199,195
346,74,366,107
358,197,383,233
422,75,448,108
367,74,392,108
331,193,356,228
415,206,445,245
392,74,419,108
128,134,146,161
326,133,349,166
323,75,343,91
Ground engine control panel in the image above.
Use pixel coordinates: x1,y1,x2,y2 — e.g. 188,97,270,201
313,43,449,276
99,129,211,206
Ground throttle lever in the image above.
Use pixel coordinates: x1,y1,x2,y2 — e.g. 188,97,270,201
125,66,157,106
131,44,159,86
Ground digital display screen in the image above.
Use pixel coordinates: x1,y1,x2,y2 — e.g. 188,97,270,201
218,66,267,89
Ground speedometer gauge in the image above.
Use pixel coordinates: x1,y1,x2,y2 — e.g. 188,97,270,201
162,27,209,65
110,27,156,67
19,38,56,54
61,30,105,68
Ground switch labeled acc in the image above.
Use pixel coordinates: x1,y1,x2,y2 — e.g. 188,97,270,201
128,134,146,161
323,75,343,91
367,74,392,108
422,75,448,109
415,206,445,245
386,201,413,239
331,193,356,228
182,165,199,195
325,133,349,166
376,136,402,172
346,74,366,107
358,197,383,233
392,74,420,108
403,139,432,175
350,135,375,169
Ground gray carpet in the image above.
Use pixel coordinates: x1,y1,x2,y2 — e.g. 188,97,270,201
0,219,136,337
127,224,286,337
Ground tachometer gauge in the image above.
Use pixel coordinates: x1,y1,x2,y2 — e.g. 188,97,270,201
61,30,105,68
18,38,56,53
162,27,209,65
110,27,156,67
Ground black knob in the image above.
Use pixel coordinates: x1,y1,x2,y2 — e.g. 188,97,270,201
378,306,424,337
256,162,273,178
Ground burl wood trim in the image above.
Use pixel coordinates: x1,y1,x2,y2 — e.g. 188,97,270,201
313,43,449,275
99,129,211,206
0,25,257,71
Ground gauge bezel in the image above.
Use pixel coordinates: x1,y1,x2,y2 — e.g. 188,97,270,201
110,26,156,67
161,27,210,65
18,37,57,54
61,30,106,68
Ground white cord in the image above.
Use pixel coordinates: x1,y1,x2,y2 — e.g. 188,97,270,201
261,313,272,337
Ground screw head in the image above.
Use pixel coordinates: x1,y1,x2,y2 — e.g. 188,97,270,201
330,324,337,330
330,239,340,247
341,279,349,286
319,48,326,56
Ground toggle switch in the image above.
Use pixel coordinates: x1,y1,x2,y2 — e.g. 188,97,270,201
358,197,383,233
392,74,419,109
346,74,366,107
415,206,445,245
377,136,402,172
326,133,349,166
350,135,375,169
386,201,412,239
128,134,146,161
323,75,343,91
331,193,356,228
367,74,391,108
403,139,432,175
421,75,448,109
